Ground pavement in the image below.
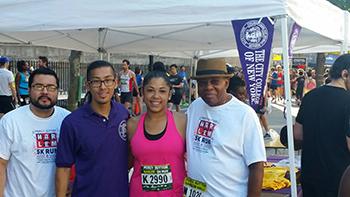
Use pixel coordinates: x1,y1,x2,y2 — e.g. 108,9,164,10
267,99,299,134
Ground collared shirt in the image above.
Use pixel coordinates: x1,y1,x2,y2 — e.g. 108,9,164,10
56,101,129,197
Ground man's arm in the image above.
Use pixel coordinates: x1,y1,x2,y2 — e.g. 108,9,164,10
9,81,17,105
293,122,303,142
247,162,264,197
346,136,350,152
0,158,8,197
131,73,139,94
55,167,71,197
14,74,21,101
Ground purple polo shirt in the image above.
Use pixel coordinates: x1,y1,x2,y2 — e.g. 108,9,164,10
56,101,129,197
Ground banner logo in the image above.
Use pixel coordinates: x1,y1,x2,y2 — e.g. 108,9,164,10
241,20,268,50
118,120,127,141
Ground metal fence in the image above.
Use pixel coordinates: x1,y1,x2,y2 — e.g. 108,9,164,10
8,59,150,108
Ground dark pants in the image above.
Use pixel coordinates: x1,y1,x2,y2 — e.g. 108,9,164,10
0,95,15,113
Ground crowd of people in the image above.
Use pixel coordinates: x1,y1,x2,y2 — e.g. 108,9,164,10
0,54,350,197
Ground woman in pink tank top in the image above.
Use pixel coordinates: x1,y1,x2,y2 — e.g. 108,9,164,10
127,70,187,197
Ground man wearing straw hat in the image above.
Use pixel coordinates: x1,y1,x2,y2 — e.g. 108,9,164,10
185,58,266,196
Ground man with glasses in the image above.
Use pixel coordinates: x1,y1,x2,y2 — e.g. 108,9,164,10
0,68,70,197
56,60,129,197
185,58,266,197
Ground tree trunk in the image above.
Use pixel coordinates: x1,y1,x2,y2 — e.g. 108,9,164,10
315,53,325,87
67,50,82,111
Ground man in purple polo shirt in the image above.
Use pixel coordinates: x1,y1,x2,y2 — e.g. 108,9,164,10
55,60,129,197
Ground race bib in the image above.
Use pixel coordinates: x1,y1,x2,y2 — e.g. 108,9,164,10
141,164,173,191
183,177,206,197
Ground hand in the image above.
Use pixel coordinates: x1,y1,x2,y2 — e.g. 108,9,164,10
12,96,18,104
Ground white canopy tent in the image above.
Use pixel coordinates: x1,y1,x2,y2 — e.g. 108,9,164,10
0,0,347,55
0,1,348,196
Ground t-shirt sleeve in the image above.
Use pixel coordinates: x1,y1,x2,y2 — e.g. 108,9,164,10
56,118,76,168
8,72,14,83
243,110,266,166
0,117,13,160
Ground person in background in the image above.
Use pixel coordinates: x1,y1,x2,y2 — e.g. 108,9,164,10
38,56,49,68
168,64,183,112
119,59,139,114
304,70,316,94
276,65,284,101
295,69,305,106
0,56,17,117
178,65,189,106
132,67,143,115
127,70,186,196
15,60,30,106
0,68,70,197
227,75,247,103
56,60,129,197
293,54,350,196
269,67,279,103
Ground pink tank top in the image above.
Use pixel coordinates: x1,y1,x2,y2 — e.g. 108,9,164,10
130,110,185,197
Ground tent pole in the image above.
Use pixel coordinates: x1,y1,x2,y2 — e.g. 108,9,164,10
188,56,198,104
342,11,349,54
281,15,298,197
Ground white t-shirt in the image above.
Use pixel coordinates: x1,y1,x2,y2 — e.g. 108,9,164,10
119,70,135,93
186,96,266,197
0,105,70,197
0,68,14,96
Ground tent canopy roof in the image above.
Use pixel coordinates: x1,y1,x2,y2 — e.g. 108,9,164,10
0,0,346,56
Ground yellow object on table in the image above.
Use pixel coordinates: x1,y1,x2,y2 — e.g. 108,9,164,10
262,166,298,191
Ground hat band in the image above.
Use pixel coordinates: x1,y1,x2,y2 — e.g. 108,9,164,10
196,70,227,76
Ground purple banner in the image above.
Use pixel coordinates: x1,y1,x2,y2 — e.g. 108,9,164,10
288,22,302,58
232,17,274,112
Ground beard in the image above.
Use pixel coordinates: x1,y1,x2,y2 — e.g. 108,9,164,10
30,96,56,109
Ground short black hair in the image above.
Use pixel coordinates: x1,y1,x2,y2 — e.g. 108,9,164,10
152,61,167,72
29,67,59,88
279,125,302,150
135,67,141,75
227,76,245,94
38,56,48,64
170,64,177,69
122,59,130,65
329,54,350,80
86,60,116,81
17,60,27,72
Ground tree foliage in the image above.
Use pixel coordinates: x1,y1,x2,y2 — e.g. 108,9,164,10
328,0,350,11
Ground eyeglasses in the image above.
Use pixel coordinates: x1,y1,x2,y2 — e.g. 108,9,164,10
31,84,58,92
88,79,115,88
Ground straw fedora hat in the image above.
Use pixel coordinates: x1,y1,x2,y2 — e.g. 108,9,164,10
192,58,234,79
